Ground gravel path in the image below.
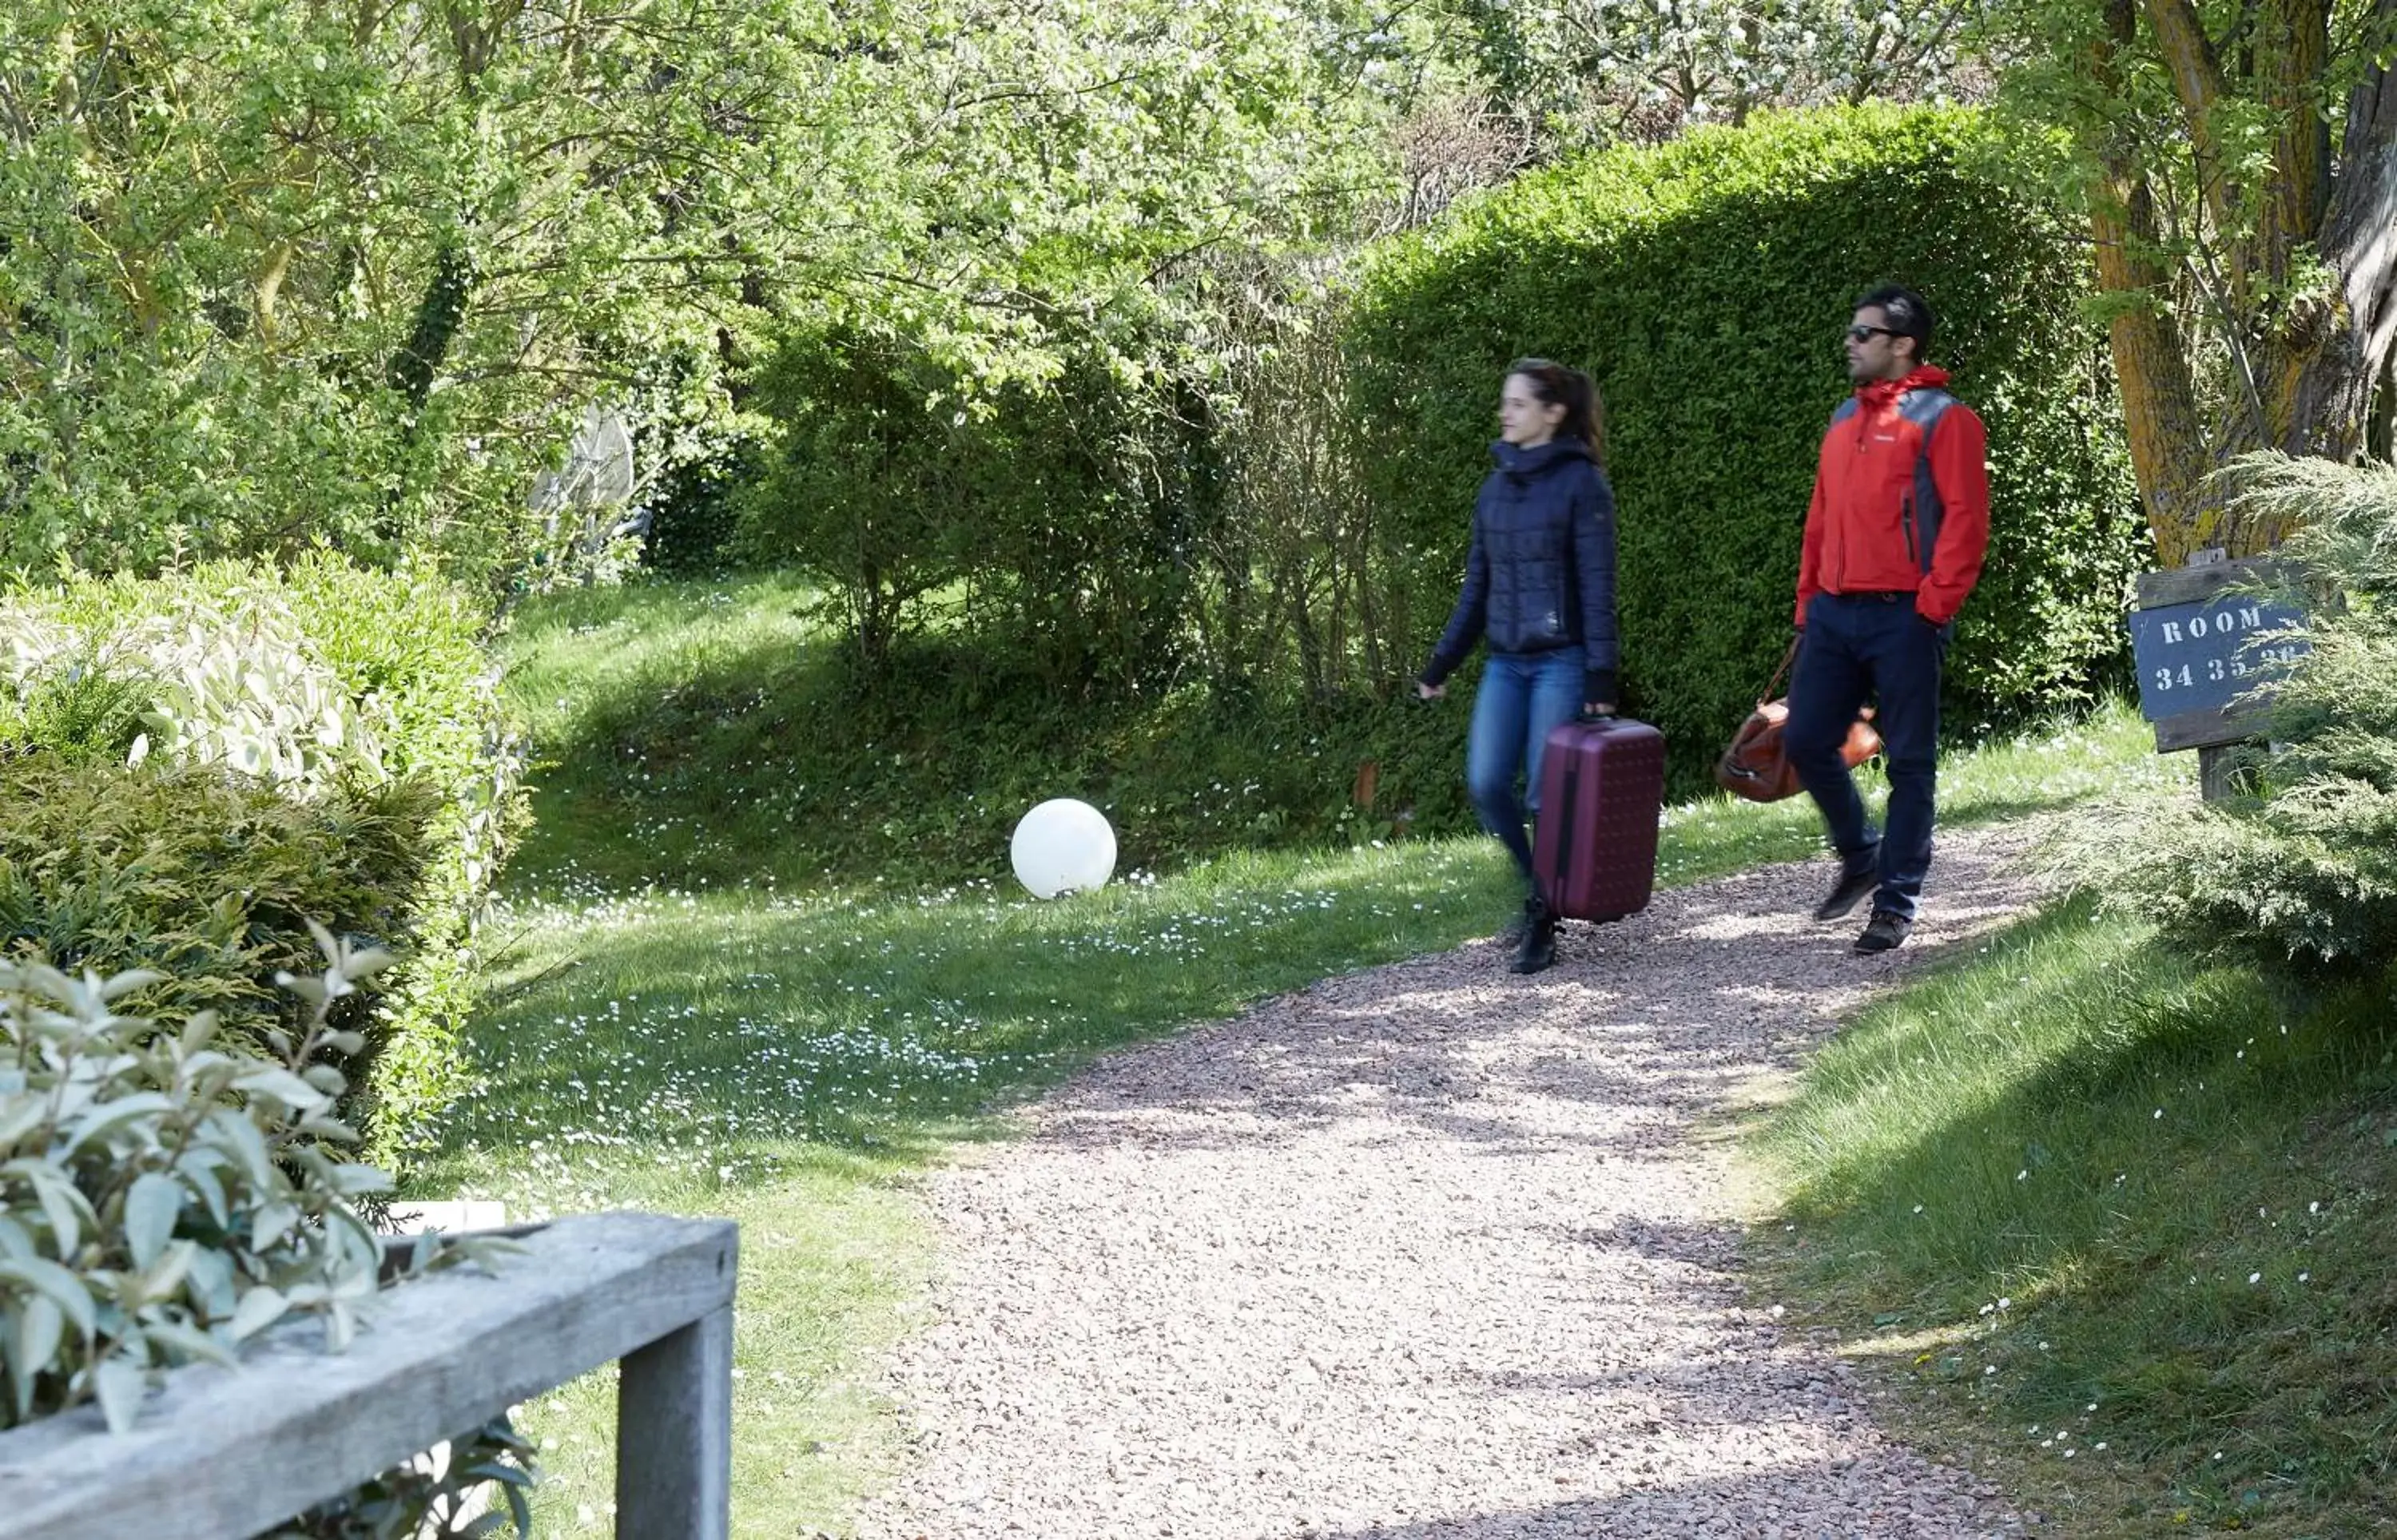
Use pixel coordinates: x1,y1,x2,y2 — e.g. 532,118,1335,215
857,828,2050,1539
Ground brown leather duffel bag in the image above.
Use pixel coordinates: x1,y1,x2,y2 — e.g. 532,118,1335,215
1715,637,1880,803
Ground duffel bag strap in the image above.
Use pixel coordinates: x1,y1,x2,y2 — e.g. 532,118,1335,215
1761,636,1802,703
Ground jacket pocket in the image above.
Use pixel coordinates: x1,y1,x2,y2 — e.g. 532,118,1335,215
1900,494,1918,570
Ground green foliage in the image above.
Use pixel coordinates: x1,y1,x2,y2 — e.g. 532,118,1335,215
2077,454,2397,978
267,1416,537,1540
271,560,531,1154
0,0,1416,593
642,433,756,578
0,757,431,1067
737,325,1217,693
4,589,390,791
0,940,393,1434
1197,289,1425,699
0,938,532,1534
1345,103,2146,796
0,666,153,766
0,559,527,1157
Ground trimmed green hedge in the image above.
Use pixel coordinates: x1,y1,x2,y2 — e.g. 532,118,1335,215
0,558,525,1162
1346,105,2145,795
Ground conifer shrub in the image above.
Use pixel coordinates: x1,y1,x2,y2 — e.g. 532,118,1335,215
2079,454,2397,978
0,758,432,1058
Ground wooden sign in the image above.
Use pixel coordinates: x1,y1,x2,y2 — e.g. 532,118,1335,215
2127,556,2309,753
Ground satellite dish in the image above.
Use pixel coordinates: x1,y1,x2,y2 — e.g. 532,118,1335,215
530,407,646,566
572,407,635,506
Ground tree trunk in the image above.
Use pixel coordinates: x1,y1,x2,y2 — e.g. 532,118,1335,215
2286,42,2397,459
2092,0,2213,563
388,240,474,415
2370,351,2395,463
374,239,476,544
2096,0,2397,555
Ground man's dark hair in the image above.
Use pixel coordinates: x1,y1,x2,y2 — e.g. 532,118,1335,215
1858,284,1935,359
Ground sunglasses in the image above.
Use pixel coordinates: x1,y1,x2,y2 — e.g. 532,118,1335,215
1845,323,1904,343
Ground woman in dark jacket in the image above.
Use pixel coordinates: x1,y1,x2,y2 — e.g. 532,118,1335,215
1416,359,1618,974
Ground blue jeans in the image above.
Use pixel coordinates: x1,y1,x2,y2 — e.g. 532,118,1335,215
1785,593,1946,921
1466,646,1585,888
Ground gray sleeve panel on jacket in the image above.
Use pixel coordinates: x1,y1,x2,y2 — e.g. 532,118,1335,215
1572,464,1619,675
1898,388,1954,576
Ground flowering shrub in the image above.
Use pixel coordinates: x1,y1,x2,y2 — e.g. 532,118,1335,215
0,558,526,1161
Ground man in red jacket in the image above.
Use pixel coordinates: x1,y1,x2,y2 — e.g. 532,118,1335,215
1787,284,1990,953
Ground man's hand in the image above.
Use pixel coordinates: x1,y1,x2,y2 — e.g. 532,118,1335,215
1417,680,1445,701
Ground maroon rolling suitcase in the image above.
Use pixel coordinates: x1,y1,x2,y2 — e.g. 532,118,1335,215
1532,715,1665,922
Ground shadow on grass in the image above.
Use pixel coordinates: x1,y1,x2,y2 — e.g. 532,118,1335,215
1754,893,2397,1532
505,620,1490,897
505,562,2168,901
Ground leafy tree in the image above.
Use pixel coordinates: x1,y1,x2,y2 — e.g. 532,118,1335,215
1990,0,2397,559
1,0,837,578
1438,0,1982,143
1,0,1416,588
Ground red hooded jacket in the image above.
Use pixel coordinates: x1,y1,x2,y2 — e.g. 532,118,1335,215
1795,365,1990,628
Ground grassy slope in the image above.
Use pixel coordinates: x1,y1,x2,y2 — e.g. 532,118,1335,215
439,578,2180,1534
499,573,2148,899
1753,897,2397,1535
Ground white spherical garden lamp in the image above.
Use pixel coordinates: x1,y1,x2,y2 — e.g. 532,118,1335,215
1009,798,1117,899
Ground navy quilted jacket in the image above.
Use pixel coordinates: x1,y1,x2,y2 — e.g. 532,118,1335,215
1420,439,1620,704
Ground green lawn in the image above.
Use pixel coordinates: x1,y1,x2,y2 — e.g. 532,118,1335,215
418,577,2179,1534
498,570,2176,898
1753,895,2397,1535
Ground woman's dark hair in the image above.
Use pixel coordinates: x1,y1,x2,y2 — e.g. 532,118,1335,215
1507,358,1607,466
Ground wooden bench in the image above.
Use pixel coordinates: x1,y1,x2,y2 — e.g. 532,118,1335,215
0,1211,738,1540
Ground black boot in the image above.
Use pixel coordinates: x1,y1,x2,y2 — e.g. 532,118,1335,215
1511,895,1557,974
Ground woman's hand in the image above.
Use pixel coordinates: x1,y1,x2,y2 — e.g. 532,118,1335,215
1417,681,1445,701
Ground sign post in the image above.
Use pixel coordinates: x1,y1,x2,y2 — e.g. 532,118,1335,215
2126,553,2308,800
